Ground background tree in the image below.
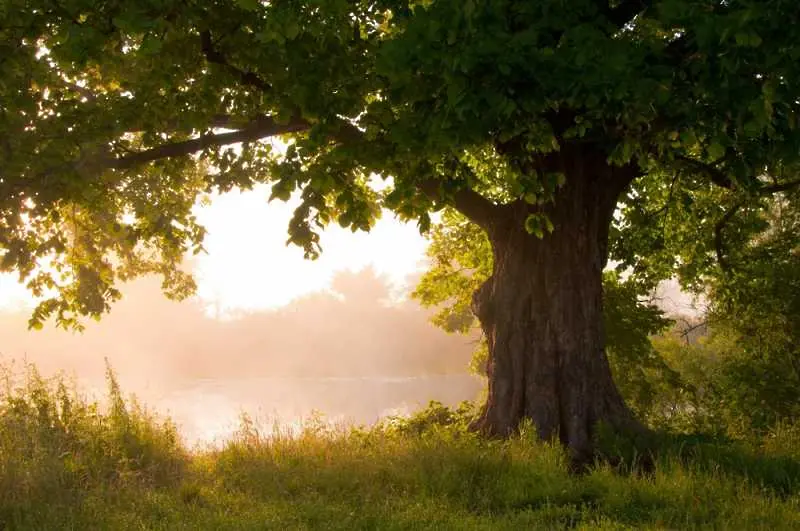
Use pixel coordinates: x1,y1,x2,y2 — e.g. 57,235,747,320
616,162,800,435
3,0,800,461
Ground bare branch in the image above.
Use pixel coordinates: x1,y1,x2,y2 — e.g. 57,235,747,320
678,318,708,345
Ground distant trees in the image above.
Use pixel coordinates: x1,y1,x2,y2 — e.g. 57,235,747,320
0,269,476,380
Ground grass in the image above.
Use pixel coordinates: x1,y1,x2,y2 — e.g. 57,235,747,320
1,363,799,530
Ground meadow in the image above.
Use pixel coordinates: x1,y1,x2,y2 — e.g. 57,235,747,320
2,363,799,531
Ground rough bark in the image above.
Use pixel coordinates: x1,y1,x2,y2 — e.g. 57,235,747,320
470,145,642,465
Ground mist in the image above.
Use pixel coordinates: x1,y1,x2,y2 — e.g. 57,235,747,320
0,267,483,445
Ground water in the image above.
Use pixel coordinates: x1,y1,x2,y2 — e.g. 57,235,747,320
156,374,484,446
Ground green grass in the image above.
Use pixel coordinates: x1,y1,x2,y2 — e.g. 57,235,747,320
2,363,799,530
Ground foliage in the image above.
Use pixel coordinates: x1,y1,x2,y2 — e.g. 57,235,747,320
381,399,478,436
608,161,800,434
3,0,800,330
606,139,800,433
645,314,799,438
2,363,800,529
413,209,490,337
602,273,684,423
703,187,800,432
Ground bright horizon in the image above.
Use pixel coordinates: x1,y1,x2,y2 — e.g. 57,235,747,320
0,184,432,317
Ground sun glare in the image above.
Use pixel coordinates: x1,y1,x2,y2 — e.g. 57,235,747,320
0,185,430,317
191,185,429,318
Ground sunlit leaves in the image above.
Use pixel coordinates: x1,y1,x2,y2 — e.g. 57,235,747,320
524,213,553,239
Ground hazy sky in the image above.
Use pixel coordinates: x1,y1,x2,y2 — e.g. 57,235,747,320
0,184,430,315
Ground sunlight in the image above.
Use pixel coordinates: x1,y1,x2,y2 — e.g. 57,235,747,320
0,274,35,312
0,185,430,316
191,185,429,317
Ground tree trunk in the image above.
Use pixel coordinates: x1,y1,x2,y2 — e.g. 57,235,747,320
470,145,642,465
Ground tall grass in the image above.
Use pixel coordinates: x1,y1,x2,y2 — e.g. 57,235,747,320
1,363,799,530
0,361,185,528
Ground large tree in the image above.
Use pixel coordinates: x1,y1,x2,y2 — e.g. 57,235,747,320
3,0,800,461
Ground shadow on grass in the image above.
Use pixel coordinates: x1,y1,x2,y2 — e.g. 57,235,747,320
597,426,800,497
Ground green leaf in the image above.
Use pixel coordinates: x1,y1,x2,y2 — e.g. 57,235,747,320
707,141,726,160
236,0,261,11
524,214,545,239
285,21,301,40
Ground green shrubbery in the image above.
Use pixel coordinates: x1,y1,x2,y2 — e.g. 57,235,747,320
610,314,800,440
0,361,186,527
2,363,799,529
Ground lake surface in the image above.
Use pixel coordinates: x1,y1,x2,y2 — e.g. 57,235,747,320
155,374,484,446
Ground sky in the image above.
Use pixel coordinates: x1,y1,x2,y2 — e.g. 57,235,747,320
0,184,431,317
196,185,432,315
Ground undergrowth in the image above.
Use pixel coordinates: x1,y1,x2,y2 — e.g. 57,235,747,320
1,363,799,530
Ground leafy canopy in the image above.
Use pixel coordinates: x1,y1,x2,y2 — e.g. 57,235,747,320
2,0,800,328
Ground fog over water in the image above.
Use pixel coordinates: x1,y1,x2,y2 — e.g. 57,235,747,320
0,268,483,446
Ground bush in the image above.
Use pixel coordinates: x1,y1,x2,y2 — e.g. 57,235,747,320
0,360,186,524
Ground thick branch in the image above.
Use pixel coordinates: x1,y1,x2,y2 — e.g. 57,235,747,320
417,178,498,229
98,115,310,171
758,178,800,196
607,161,642,202
675,155,733,189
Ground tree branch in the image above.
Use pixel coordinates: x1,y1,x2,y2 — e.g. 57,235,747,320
61,80,98,102
417,178,498,230
200,30,273,93
714,178,800,271
79,113,499,231
675,155,733,189
758,178,800,196
678,318,707,345
92,115,310,172
713,201,742,272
